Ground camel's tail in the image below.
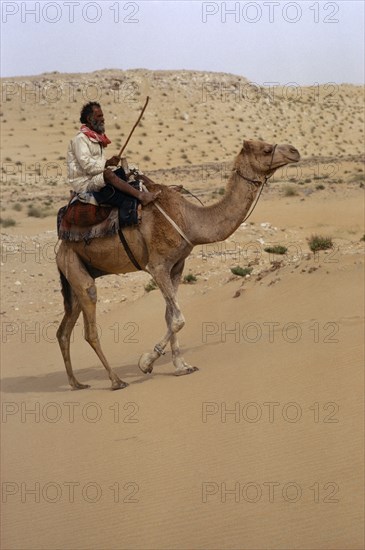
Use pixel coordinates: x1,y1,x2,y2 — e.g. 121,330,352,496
58,269,73,315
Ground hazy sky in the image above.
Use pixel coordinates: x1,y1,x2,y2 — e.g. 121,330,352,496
1,0,364,84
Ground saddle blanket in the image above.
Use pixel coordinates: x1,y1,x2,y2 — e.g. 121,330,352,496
57,199,141,242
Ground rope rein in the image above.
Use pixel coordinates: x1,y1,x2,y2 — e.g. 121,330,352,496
167,185,204,207
141,184,194,247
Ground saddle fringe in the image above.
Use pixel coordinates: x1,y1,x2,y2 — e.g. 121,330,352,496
57,207,120,242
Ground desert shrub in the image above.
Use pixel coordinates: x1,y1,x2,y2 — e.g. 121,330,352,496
283,185,298,197
145,279,157,292
230,266,252,277
0,217,16,227
27,205,48,218
183,274,197,284
308,235,333,252
264,245,287,255
12,203,22,211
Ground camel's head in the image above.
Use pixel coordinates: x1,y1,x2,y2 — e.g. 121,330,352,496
238,140,300,178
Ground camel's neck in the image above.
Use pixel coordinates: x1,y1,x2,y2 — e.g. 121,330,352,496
186,169,261,245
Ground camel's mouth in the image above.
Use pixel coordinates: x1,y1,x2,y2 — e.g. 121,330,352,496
286,155,300,163
270,146,300,171
275,154,300,168
275,146,300,166
285,148,301,163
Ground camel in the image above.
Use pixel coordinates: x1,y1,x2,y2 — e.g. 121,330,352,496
56,139,300,389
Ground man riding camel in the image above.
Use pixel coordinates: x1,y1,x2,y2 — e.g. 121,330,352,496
67,101,159,207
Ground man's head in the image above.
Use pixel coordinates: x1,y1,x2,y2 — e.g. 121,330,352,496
80,102,105,134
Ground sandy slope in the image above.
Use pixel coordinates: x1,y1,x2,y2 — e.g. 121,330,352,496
1,69,364,549
1,199,364,549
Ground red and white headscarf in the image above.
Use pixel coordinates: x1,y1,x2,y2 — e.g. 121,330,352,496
80,124,111,148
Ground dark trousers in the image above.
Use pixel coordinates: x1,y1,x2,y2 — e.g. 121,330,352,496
93,167,137,207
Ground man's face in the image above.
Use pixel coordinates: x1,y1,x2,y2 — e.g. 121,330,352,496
88,106,105,133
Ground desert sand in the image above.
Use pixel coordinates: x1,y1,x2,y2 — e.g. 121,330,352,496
0,69,364,549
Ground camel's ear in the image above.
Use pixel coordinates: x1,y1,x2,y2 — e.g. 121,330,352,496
242,140,251,151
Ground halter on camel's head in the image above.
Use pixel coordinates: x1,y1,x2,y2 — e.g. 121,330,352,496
234,141,278,187
233,140,300,223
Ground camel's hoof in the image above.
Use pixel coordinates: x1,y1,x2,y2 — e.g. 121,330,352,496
138,352,156,374
111,379,128,391
71,382,90,390
174,366,199,376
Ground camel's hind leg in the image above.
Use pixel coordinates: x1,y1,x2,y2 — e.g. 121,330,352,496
56,283,87,389
57,247,127,390
139,259,198,376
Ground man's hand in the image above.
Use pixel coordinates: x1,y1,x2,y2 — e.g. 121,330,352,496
105,156,120,168
138,190,161,206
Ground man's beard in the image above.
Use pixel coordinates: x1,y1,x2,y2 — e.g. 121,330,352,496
90,117,105,134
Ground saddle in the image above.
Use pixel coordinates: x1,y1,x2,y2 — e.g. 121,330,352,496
63,201,112,227
57,197,141,242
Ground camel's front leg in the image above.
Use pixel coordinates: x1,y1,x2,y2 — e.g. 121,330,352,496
139,307,197,375
138,262,198,376
138,299,184,374
170,331,198,376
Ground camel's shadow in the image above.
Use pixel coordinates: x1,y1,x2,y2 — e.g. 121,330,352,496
1,355,178,395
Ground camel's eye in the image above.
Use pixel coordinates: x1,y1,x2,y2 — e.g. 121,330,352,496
263,146,273,155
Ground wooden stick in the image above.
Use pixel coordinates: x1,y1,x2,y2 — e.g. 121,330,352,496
117,96,150,158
